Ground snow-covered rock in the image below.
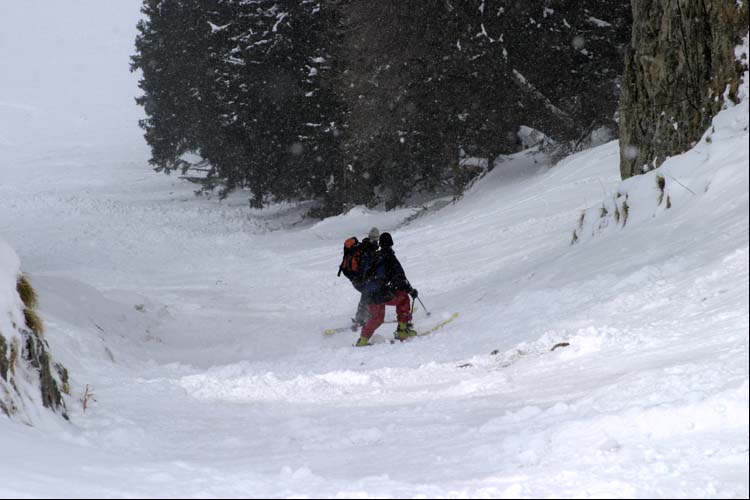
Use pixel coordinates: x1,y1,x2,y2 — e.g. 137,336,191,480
0,237,68,422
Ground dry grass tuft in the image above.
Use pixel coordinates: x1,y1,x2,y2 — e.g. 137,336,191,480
24,308,44,336
17,276,37,309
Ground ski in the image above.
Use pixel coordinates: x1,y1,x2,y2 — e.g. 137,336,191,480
323,319,398,336
390,312,459,343
417,312,458,336
327,312,458,341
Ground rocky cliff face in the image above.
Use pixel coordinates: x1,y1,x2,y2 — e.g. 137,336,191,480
619,0,748,179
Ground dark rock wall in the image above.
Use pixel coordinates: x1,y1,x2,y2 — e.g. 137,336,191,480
619,0,748,178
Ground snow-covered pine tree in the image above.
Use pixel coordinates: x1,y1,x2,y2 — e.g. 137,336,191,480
332,1,463,210
450,0,631,153
329,1,630,209
132,0,630,213
133,0,337,207
214,0,337,206
131,0,213,174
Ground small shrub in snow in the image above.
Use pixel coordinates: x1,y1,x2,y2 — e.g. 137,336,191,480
17,275,37,309
56,363,70,396
18,274,44,335
8,338,19,376
24,309,44,337
656,175,666,205
81,384,96,414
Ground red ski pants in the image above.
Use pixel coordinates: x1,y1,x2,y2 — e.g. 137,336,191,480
361,290,412,338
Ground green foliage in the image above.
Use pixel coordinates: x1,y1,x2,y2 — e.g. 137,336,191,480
131,0,338,207
132,0,631,214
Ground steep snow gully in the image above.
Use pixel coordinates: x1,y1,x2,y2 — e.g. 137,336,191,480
0,2,747,497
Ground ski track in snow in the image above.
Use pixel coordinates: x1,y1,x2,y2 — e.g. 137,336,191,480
1,4,748,497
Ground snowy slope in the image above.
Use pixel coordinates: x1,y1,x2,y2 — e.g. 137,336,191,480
0,2,748,497
1,127,747,496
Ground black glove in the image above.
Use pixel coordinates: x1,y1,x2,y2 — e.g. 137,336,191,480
409,288,418,299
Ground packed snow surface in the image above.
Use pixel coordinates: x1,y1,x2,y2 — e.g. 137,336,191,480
0,3,747,498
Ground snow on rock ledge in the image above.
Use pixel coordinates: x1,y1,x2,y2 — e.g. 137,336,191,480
0,237,68,422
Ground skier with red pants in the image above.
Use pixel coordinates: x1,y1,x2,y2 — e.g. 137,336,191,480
356,232,419,346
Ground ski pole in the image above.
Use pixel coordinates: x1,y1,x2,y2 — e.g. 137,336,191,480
416,296,431,316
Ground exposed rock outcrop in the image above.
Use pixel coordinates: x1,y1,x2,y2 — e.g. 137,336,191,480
1,269,69,421
619,0,748,178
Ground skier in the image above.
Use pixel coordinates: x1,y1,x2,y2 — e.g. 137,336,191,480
355,232,419,347
352,227,381,327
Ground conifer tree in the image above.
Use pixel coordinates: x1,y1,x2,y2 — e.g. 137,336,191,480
132,0,630,213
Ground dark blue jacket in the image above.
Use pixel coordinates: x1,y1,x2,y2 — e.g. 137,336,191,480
362,248,411,304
